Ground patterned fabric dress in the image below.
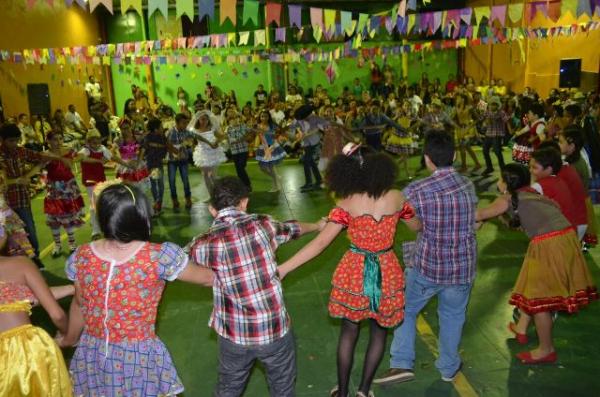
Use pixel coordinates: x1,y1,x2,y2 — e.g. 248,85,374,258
385,116,414,155
327,203,415,327
255,128,286,166
44,150,85,230
116,141,150,183
66,242,189,397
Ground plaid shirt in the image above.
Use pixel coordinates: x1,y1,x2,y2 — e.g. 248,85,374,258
226,124,250,155
189,207,300,346
483,110,509,137
166,127,195,161
403,168,478,285
0,146,43,209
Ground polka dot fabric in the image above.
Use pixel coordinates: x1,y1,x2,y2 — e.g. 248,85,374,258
327,204,414,327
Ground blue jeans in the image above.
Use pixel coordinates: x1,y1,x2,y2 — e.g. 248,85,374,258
13,206,40,257
390,267,472,378
150,166,165,204
167,160,191,200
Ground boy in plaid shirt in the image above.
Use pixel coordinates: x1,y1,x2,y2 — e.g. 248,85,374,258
189,176,324,397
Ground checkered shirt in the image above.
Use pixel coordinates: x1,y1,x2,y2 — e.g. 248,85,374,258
483,110,509,137
0,146,43,209
403,168,478,285
226,124,250,155
189,207,300,346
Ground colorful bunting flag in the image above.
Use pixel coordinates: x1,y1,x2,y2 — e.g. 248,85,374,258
398,0,407,17
254,29,266,45
324,9,337,34
577,0,592,17
407,0,416,11
90,0,113,14
460,8,472,24
289,5,302,28
197,0,214,20
311,8,325,32
275,27,286,42
474,6,491,25
266,2,282,26
243,0,259,25
121,0,142,15
490,5,506,26
508,4,524,23
561,0,578,17
65,0,87,9
148,0,167,17
175,0,194,18
220,0,236,25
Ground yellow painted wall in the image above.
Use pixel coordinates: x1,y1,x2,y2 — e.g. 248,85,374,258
0,2,106,120
465,0,600,97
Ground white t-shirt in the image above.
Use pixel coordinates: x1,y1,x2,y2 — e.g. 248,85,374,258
65,111,83,129
285,94,302,103
85,82,101,100
270,109,286,125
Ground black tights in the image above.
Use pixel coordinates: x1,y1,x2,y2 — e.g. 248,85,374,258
337,319,388,396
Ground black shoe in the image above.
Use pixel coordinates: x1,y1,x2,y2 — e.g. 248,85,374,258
482,168,494,176
311,183,323,191
300,184,313,192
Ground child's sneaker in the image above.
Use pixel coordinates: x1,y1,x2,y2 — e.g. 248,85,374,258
51,245,62,258
69,244,77,253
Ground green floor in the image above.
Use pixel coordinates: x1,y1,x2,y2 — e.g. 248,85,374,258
32,148,600,397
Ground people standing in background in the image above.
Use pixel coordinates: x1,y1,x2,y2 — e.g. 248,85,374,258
42,131,85,257
0,124,69,268
17,113,43,152
167,113,194,210
64,104,87,135
255,110,286,193
177,86,188,113
357,101,404,152
254,84,268,108
143,118,171,216
224,108,253,191
85,75,102,109
481,96,510,175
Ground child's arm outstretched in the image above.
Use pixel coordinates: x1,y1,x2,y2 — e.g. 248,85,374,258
278,221,344,279
58,283,85,347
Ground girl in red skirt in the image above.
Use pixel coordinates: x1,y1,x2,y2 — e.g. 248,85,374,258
476,164,597,364
279,144,421,397
44,131,85,256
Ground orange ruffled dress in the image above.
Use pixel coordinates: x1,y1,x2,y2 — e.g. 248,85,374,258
327,203,415,328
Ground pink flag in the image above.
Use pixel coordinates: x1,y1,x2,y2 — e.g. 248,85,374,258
310,7,325,32
266,2,282,26
398,0,407,17
490,5,507,26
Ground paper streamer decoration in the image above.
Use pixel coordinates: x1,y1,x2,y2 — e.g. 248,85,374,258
243,0,259,25
89,0,113,13
474,6,491,24
577,0,592,17
238,31,250,45
398,0,407,17
460,8,472,24
65,0,87,9
289,5,302,28
508,4,524,23
490,5,506,26
324,9,337,35
121,0,142,15
275,27,286,42
407,0,416,11
266,2,282,26
175,0,194,18
148,0,167,17
197,0,214,20
341,11,355,35
310,8,325,32
254,29,266,45
561,0,578,17
220,0,236,25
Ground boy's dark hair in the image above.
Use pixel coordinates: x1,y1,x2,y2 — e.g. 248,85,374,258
564,104,581,119
326,146,397,199
0,123,22,140
147,118,162,132
210,176,250,210
529,103,545,119
175,113,189,123
96,183,152,243
532,147,562,174
501,163,531,228
562,125,584,164
423,129,454,167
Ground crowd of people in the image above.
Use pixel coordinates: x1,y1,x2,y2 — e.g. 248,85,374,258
0,62,599,397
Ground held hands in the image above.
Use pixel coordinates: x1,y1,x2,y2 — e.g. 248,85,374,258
317,217,328,232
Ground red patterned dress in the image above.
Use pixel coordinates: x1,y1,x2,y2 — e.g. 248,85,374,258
44,150,85,230
327,203,415,327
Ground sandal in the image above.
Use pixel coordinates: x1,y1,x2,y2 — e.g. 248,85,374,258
330,386,349,397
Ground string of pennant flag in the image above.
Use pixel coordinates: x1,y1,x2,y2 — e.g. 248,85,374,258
2,20,598,67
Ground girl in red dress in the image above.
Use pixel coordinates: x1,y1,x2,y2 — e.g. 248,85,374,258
43,131,85,256
279,144,421,397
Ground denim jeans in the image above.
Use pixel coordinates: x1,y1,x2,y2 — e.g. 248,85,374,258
231,152,251,188
302,145,321,186
150,166,165,204
390,267,472,378
215,331,296,397
482,136,505,171
13,206,40,257
167,160,191,200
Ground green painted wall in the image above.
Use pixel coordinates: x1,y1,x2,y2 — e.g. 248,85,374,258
105,12,458,115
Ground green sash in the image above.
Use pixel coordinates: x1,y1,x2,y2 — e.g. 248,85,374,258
349,244,393,313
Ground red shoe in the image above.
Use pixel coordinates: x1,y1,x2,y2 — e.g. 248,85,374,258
508,322,528,345
516,350,557,364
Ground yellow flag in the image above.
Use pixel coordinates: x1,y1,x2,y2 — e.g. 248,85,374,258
508,4,524,23
474,6,491,25
121,0,142,15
